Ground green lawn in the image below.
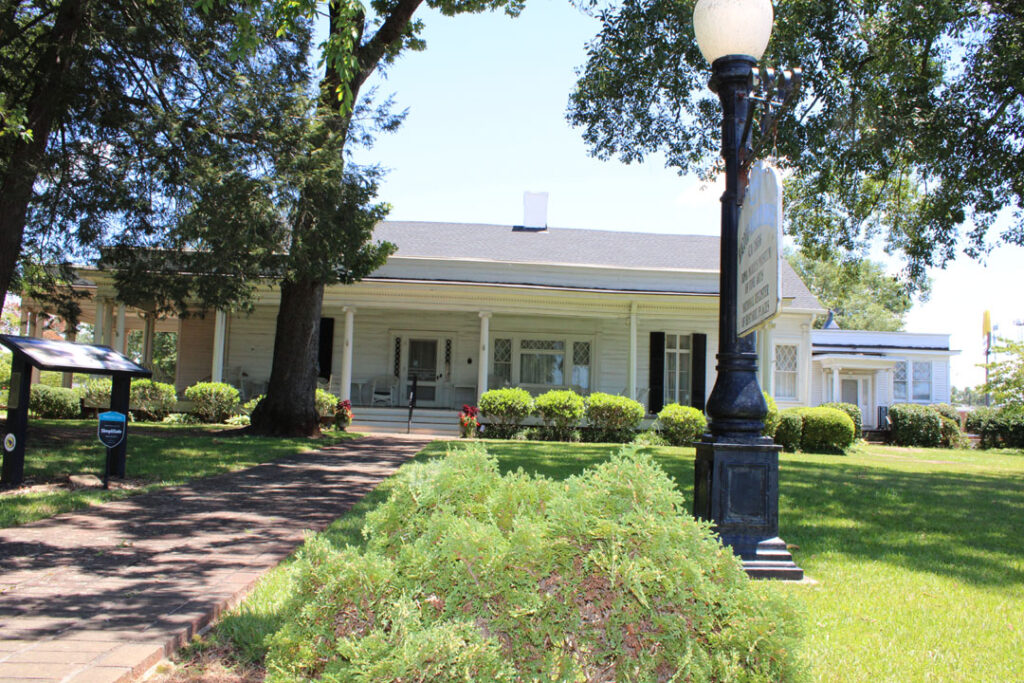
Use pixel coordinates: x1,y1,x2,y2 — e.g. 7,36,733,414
0,420,357,528
188,438,1024,682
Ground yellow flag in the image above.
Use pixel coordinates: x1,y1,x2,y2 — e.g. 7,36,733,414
983,310,992,337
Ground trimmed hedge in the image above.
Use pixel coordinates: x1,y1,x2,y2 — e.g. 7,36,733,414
774,409,805,452
533,390,585,441
184,382,240,423
81,378,112,408
974,408,1024,449
657,404,707,446
479,388,534,439
264,445,803,681
800,407,856,454
930,403,960,423
130,380,177,421
964,406,994,435
889,403,942,447
762,392,780,438
584,392,645,443
939,416,968,449
821,401,861,438
29,385,81,419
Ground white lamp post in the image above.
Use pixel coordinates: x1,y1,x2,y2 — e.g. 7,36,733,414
690,0,803,580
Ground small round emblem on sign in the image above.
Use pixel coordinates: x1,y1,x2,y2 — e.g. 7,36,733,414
3,433,16,452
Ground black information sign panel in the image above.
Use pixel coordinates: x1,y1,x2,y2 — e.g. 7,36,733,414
98,411,127,449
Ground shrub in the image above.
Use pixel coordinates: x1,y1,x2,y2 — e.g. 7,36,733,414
800,407,855,454
242,395,264,415
478,388,534,439
584,392,645,442
533,390,585,441
29,385,81,419
264,444,803,682
315,388,336,418
81,378,112,408
632,428,669,447
226,414,250,426
0,352,11,390
939,416,969,449
821,401,862,437
964,406,994,435
774,408,806,452
657,403,707,446
130,379,177,421
889,403,942,447
930,403,961,423
184,382,240,423
163,412,201,425
975,407,1024,449
762,391,780,438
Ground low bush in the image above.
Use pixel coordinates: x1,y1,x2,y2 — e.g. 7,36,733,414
657,403,707,446
184,382,240,423
930,403,961,424
264,445,803,681
821,401,862,437
315,388,336,418
226,414,250,426
478,388,534,439
163,412,201,425
939,416,969,449
533,390,584,441
774,409,805,452
584,392,645,442
800,407,856,454
889,403,942,447
964,406,994,435
29,385,81,419
81,378,112,408
242,395,264,415
0,352,11,390
632,428,669,447
975,408,1024,449
762,391,780,438
130,380,177,421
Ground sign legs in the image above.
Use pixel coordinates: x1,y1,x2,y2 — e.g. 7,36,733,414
1,357,32,487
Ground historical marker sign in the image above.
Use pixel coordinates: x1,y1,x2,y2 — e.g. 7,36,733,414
98,411,127,449
737,161,784,337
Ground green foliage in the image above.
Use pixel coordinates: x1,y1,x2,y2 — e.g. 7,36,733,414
981,338,1024,412
657,403,707,446
478,388,534,439
788,252,926,330
226,414,251,427
973,408,1024,450
314,389,336,418
822,402,862,438
774,409,805,452
568,0,1024,286
800,407,856,455
263,444,803,681
532,390,585,441
964,406,994,435
0,351,10,390
889,403,942,447
242,395,264,415
29,385,81,419
126,331,178,384
163,412,202,425
81,378,112,408
929,403,961,423
184,382,241,423
762,391,780,438
584,392,645,442
130,380,177,422
939,416,968,450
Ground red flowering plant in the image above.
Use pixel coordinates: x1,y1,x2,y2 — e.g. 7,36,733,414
335,399,354,430
459,404,479,439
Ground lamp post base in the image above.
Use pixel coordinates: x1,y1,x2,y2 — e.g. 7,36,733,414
694,441,803,581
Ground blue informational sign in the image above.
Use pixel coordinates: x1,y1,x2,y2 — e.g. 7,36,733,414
98,411,127,449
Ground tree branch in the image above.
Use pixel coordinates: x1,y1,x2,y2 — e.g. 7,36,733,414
352,0,424,92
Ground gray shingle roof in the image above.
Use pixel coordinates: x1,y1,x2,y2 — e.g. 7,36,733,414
374,221,823,310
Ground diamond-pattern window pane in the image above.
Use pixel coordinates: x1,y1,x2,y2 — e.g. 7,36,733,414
894,361,907,382
573,342,590,366
775,345,798,371
494,338,512,363
521,339,564,351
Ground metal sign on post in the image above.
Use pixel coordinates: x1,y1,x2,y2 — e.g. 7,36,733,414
98,411,127,449
737,161,783,337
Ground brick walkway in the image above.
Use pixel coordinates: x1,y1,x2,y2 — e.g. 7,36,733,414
0,435,431,682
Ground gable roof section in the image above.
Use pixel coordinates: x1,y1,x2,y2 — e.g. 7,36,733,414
373,221,823,311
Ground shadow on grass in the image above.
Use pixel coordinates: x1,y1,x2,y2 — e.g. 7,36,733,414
780,458,1024,587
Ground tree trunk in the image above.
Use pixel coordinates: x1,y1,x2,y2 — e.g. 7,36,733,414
249,278,325,436
0,0,90,310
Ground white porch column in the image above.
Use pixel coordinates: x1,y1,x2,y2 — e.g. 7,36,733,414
832,366,841,403
477,312,491,402
114,303,126,353
94,298,109,347
340,306,355,401
142,314,156,368
628,302,638,400
211,310,227,383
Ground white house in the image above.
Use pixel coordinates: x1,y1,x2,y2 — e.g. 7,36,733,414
18,219,956,430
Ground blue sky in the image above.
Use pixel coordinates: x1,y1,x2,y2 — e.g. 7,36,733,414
348,1,1022,389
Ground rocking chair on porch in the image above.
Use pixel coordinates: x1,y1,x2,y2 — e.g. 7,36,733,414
370,376,395,407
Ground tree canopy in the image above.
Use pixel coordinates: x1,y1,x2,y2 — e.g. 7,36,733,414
786,251,927,331
568,0,1024,287
982,338,1024,411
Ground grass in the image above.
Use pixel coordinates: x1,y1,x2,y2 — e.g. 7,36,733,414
163,439,1024,681
0,419,358,528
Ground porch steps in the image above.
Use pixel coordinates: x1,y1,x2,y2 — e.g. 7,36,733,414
349,407,460,437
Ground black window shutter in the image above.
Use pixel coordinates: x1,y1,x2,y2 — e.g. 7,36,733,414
648,332,665,414
691,333,707,412
318,317,335,381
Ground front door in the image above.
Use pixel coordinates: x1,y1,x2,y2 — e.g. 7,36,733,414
405,338,443,407
840,377,873,428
